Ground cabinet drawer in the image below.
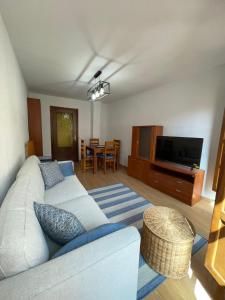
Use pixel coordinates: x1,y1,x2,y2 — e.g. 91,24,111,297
149,171,193,191
165,187,192,204
167,176,193,192
148,171,193,203
128,157,149,183
148,172,171,193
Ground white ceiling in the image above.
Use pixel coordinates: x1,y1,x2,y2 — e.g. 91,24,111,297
1,0,225,101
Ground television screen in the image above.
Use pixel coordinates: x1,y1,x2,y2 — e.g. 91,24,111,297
155,136,203,167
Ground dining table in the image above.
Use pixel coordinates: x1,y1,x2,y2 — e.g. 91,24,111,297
86,145,105,173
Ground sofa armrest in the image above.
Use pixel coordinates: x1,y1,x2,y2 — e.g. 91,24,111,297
0,227,140,300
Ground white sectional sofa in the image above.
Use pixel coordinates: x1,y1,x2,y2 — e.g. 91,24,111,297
0,156,140,300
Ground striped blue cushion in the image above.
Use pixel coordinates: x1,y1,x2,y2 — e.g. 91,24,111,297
51,223,126,259
97,154,114,158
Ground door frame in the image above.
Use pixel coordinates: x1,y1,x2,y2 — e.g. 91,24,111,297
27,98,43,156
50,106,79,162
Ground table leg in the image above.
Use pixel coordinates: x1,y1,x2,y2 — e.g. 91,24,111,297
94,149,97,173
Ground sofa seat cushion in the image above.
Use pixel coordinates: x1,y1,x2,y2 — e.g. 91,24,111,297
56,195,109,231
44,175,88,205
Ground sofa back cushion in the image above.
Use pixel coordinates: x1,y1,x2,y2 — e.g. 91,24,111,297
0,156,49,280
17,155,45,202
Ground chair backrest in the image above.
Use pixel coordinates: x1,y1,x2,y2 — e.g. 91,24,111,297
26,140,36,158
105,141,116,156
81,139,86,159
113,139,121,152
90,138,99,147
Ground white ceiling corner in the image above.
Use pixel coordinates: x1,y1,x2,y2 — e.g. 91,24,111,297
0,0,225,101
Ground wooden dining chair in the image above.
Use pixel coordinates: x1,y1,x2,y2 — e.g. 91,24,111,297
99,141,116,173
25,140,36,158
90,138,99,147
81,139,94,172
113,139,121,170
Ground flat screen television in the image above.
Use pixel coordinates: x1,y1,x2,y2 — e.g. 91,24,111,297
155,136,203,167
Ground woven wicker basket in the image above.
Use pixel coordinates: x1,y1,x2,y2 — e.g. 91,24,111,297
140,206,195,279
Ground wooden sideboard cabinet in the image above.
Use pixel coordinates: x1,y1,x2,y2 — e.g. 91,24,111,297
127,125,205,206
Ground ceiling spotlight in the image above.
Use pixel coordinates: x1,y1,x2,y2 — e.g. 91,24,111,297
91,93,96,101
87,70,110,101
100,84,104,96
95,89,100,98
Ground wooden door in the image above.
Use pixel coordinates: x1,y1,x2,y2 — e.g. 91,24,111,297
50,106,78,162
27,98,43,156
205,145,225,285
205,109,225,285
213,109,225,191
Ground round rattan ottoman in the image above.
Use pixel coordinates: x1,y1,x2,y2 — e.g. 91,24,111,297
140,206,195,279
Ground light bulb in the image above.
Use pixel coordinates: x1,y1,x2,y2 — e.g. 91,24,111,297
91,93,96,100
100,87,104,95
95,90,100,98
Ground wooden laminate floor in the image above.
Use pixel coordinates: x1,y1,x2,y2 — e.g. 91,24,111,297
76,164,225,300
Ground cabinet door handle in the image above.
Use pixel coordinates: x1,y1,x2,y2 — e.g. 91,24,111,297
175,189,181,193
176,180,183,184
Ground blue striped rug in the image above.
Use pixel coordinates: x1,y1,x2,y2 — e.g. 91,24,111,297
88,183,208,300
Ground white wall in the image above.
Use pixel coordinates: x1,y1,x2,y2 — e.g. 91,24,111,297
92,102,102,138
101,67,225,199
0,13,28,204
28,93,92,158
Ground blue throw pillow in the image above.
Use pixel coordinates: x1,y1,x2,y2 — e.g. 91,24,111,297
34,202,86,245
58,161,74,177
52,223,126,259
39,161,64,189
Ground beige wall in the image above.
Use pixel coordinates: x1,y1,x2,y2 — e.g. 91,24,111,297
0,13,28,204
28,93,92,158
92,102,102,139
101,67,225,199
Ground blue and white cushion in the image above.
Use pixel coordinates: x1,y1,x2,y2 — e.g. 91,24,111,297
34,202,86,245
39,161,64,189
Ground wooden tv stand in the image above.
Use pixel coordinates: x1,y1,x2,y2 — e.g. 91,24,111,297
127,126,205,206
